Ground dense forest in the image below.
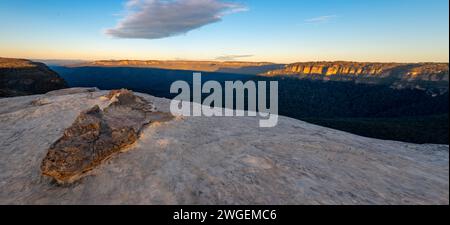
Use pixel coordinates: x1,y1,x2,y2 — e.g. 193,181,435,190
54,66,449,144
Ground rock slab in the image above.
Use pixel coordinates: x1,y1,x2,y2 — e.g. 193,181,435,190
40,90,173,184
0,88,448,204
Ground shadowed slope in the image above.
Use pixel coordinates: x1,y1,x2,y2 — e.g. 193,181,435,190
0,58,67,97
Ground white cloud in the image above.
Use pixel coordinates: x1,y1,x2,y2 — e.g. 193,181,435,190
106,0,246,39
305,15,337,24
215,54,253,61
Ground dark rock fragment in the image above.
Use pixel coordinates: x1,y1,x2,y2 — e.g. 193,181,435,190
41,89,173,184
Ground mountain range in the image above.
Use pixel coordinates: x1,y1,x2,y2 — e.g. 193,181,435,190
1,57,448,144
69,60,449,93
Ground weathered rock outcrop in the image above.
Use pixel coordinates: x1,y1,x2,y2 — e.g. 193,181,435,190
0,58,67,97
263,62,449,92
40,90,173,184
0,89,448,204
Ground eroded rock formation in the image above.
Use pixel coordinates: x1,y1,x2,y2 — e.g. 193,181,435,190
264,62,449,80
0,58,67,97
40,89,173,184
263,62,449,93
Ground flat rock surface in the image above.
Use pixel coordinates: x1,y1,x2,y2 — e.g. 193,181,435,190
0,88,448,204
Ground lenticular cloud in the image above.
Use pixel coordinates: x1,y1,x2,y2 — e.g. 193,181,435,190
105,0,246,39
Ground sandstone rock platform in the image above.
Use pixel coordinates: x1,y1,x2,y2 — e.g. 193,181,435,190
0,88,448,204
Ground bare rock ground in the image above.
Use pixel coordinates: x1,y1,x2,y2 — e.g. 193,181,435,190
0,88,448,204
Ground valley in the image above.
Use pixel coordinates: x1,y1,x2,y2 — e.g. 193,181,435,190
52,65,449,144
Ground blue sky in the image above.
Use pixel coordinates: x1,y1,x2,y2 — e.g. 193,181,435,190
0,0,448,63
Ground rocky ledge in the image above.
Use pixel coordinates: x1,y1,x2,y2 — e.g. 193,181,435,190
0,58,67,97
0,88,448,204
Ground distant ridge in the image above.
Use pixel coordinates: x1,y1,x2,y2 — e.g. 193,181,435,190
34,59,89,67
67,59,449,92
70,59,284,75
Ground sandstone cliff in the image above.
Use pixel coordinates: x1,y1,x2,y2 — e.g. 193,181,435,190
263,62,449,92
0,58,67,97
264,62,448,80
0,88,448,204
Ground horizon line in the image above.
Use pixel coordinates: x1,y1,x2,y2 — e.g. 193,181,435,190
22,57,450,65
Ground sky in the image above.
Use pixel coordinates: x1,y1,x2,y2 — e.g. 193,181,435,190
0,0,448,63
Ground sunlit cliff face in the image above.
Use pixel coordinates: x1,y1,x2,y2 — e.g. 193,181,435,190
265,62,449,81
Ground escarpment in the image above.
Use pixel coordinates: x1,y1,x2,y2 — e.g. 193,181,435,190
265,62,448,80
0,58,67,97
263,62,449,92
40,89,173,184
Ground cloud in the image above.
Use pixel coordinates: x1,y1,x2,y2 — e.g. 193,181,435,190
305,15,337,24
106,0,246,39
215,54,253,61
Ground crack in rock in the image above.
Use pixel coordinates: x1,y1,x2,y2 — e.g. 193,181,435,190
40,89,174,184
